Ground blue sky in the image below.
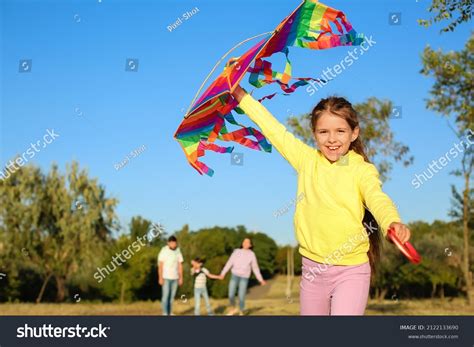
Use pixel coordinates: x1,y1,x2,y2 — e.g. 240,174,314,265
1,0,472,245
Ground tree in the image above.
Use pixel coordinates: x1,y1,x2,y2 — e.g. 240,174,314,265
101,235,157,303
248,232,278,279
371,238,405,301
100,216,167,303
0,165,44,301
129,215,166,246
418,0,473,33
421,35,473,130
416,226,462,299
0,161,118,302
275,245,301,275
449,185,474,233
286,98,413,181
130,216,152,240
421,33,474,304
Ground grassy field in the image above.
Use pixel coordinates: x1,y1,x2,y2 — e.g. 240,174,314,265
1,276,472,316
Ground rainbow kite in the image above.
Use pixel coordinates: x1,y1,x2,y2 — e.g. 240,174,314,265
174,0,364,176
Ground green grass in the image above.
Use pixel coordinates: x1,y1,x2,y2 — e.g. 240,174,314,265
1,276,472,316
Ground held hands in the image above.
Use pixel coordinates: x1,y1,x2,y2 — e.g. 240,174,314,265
389,222,411,244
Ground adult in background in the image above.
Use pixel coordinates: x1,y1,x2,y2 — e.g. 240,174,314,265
158,235,183,315
219,238,266,315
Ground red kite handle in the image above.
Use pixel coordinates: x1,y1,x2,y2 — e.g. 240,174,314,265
387,227,422,264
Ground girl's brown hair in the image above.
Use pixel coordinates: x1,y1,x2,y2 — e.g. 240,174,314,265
310,96,381,276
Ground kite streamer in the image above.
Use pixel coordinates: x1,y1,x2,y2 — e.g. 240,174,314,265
174,0,364,176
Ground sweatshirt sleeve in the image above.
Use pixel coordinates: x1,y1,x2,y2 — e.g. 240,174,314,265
238,93,315,172
250,252,264,282
220,250,236,277
359,164,402,236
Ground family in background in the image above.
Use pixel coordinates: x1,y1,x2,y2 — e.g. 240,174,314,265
157,236,265,316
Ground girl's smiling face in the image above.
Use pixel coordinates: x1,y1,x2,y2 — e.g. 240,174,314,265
313,111,360,163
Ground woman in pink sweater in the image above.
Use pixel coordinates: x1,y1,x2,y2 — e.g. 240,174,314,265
219,238,267,315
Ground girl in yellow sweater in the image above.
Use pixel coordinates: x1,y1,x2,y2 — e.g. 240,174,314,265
231,85,411,315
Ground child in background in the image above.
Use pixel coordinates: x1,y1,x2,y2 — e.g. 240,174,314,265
191,257,220,316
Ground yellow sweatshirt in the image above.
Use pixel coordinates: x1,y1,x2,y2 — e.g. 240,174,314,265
239,93,402,265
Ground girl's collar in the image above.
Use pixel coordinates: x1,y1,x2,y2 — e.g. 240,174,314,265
317,149,360,167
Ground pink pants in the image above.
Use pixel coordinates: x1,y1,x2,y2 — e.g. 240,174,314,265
300,256,371,315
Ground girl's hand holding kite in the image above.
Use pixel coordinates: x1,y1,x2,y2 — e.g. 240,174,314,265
174,0,365,177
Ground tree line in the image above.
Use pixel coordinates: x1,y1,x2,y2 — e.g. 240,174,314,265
0,161,472,304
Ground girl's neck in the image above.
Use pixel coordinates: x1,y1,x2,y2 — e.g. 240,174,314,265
321,149,351,165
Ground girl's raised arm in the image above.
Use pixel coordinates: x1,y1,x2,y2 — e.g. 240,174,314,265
232,85,315,172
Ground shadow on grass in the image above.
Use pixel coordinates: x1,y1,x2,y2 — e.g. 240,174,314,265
211,305,265,316
214,305,228,315
181,307,194,315
244,306,264,315
367,302,406,314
